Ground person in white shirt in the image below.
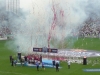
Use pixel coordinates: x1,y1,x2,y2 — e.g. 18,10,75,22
67,60,71,69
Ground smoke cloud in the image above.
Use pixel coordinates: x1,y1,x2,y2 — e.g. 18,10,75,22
0,0,100,53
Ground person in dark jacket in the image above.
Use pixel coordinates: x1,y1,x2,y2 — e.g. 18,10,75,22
11,58,14,66
10,56,12,63
20,58,23,66
52,60,55,67
40,55,42,63
55,62,59,72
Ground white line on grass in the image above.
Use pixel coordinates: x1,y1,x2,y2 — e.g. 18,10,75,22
0,71,28,75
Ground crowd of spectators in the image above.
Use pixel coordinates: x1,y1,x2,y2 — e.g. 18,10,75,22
79,23,100,38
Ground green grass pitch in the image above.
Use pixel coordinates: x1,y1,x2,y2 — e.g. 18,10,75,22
0,38,100,75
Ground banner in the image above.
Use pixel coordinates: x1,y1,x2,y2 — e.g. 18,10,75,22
33,48,43,52
33,48,58,53
47,48,58,53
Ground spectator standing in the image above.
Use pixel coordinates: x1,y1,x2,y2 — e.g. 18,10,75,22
36,61,39,71
67,60,71,69
14,59,17,67
42,62,45,70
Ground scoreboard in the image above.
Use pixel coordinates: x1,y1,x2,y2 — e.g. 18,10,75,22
33,47,58,53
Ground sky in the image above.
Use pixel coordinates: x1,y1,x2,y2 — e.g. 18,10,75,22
20,0,32,9
20,0,50,12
